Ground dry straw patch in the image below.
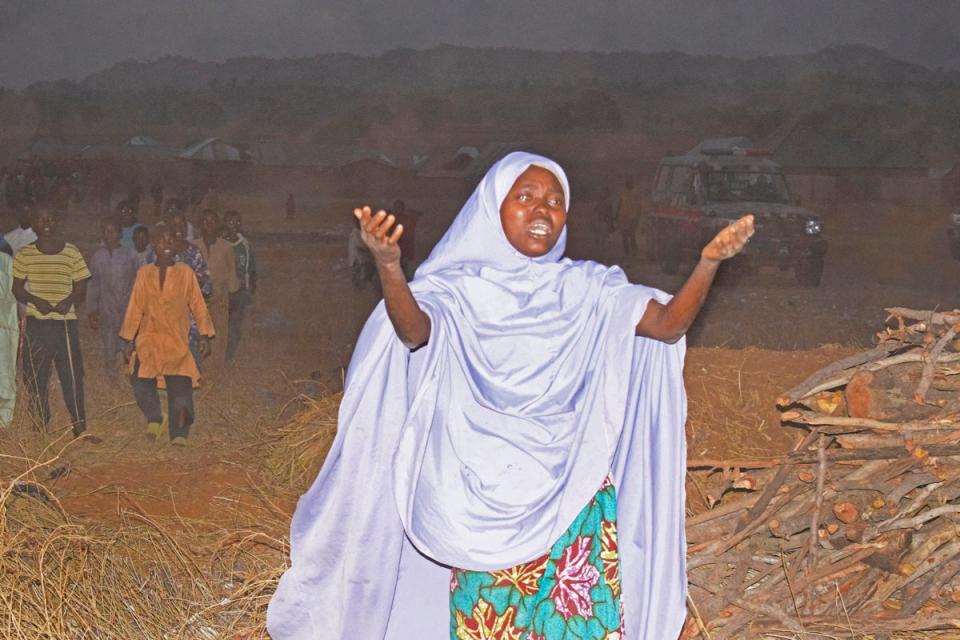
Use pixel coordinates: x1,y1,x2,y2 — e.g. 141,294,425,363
0,390,340,639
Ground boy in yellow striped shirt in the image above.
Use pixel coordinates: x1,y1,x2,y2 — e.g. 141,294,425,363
12,208,93,439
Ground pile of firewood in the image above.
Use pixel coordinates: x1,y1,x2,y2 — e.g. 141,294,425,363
685,308,960,638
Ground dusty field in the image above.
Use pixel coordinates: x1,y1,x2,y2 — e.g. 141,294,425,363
0,192,957,637
2,196,960,516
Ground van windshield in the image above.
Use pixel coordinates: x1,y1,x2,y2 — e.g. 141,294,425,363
705,170,793,203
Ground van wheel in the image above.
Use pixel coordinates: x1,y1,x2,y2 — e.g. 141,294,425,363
794,257,824,286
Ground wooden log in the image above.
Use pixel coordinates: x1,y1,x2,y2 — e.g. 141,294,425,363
832,501,860,524
778,351,960,407
686,494,760,527
768,506,815,539
807,435,828,563
687,517,741,545
916,325,959,403
777,342,904,406
886,307,960,327
696,484,811,555
862,530,913,574
687,575,805,636
882,481,945,523
787,443,960,464
846,370,878,418
885,471,940,505
893,520,957,585
688,457,784,470
748,543,887,616
878,504,960,532
808,561,871,611
900,555,960,616
836,459,899,488
835,432,906,449
732,431,818,534
844,520,867,542
780,409,960,434
874,539,960,604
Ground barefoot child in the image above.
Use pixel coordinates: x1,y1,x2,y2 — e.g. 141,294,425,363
269,153,753,639
120,225,214,445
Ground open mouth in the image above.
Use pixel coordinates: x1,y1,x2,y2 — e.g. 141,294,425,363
527,221,553,239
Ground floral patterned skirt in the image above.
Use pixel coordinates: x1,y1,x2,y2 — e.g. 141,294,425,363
450,477,624,640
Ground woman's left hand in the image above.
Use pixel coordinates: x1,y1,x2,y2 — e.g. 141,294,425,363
701,215,754,263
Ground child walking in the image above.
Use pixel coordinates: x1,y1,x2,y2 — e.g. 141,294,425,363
12,208,92,439
163,210,211,371
197,209,238,369
269,153,754,639
87,216,138,379
120,225,214,445
222,210,256,362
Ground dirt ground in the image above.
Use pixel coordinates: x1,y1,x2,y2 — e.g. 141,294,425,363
1,193,957,528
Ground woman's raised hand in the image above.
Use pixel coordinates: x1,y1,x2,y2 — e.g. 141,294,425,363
354,205,404,266
701,214,755,263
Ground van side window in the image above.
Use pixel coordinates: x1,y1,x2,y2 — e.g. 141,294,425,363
669,166,693,206
670,166,692,194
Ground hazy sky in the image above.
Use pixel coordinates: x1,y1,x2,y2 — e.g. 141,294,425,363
1,0,958,88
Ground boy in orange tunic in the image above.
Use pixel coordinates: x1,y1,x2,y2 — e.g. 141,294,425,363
120,226,214,445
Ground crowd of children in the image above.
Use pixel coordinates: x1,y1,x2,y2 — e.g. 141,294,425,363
0,203,258,444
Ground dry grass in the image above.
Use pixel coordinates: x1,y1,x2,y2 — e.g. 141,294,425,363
262,393,340,490
0,384,342,639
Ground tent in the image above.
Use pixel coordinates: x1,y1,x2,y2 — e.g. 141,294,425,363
178,138,245,162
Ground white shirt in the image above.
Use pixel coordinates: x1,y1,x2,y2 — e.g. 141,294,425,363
4,227,37,253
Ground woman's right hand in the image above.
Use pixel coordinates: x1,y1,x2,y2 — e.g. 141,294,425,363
354,206,403,267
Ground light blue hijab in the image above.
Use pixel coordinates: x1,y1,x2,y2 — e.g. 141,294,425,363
268,152,688,639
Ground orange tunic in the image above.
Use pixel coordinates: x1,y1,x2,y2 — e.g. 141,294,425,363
120,263,214,385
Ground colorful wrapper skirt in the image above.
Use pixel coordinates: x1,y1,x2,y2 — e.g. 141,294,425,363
450,477,625,640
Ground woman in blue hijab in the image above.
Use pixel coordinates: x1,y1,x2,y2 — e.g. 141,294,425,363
268,152,753,640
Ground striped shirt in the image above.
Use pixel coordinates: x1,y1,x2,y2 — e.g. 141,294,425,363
12,243,91,320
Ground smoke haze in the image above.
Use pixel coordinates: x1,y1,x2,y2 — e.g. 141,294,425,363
1,0,959,88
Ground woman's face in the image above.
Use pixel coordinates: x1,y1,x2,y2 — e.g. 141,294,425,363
499,165,566,258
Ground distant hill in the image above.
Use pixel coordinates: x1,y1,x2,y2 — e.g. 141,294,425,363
7,43,960,168
75,44,957,94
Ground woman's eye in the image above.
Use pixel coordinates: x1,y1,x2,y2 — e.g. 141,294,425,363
518,194,530,202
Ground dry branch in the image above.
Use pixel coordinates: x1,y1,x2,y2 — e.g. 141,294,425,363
688,308,960,638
